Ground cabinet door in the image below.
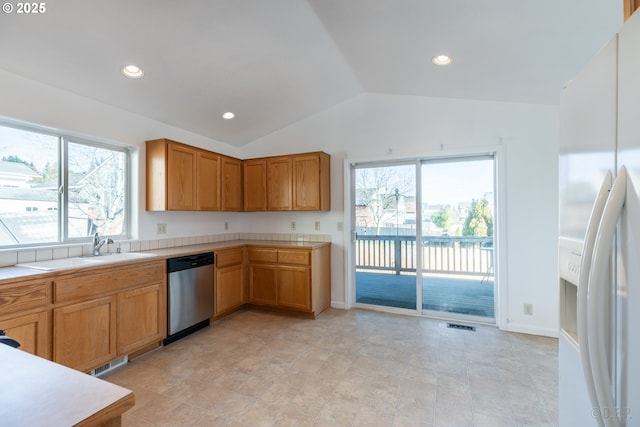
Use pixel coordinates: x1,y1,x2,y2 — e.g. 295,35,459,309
0,311,49,359
54,296,117,372
625,0,640,21
243,159,267,211
292,154,320,210
249,264,277,306
197,150,221,211
216,264,244,315
117,284,164,355
267,157,292,210
293,153,330,211
277,266,311,311
221,156,243,211
167,142,196,210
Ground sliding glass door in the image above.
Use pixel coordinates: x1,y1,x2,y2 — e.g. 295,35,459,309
352,154,496,322
353,163,417,309
421,157,495,319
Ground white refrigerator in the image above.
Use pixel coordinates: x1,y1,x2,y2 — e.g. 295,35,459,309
558,11,640,427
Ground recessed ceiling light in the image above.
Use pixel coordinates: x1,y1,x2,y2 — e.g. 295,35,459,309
222,112,235,120
432,55,452,66
120,64,144,78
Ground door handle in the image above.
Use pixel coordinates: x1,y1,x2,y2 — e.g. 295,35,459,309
577,170,612,426
587,166,627,427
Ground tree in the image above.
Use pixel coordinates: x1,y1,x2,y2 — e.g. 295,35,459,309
355,165,413,234
67,145,126,236
462,197,493,237
2,155,36,171
431,205,454,231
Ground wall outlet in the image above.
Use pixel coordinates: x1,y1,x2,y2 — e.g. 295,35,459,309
337,222,343,231
224,222,229,230
315,221,321,231
290,221,296,231
524,303,533,316
156,223,167,234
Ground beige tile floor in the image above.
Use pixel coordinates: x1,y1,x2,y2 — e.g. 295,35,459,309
102,308,558,427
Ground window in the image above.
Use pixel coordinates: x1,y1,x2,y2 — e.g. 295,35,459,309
0,122,129,247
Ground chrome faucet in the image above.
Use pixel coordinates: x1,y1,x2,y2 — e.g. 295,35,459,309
92,232,113,256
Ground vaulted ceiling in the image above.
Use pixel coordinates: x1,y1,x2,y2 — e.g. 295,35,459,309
0,1,621,146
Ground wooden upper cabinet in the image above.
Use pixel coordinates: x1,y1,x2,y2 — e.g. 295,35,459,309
197,150,221,211
221,156,243,211
243,159,267,211
243,152,330,212
267,156,293,211
146,139,196,211
146,139,242,211
166,142,196,210
147,139,329,212
625,0,639,21
293,152,330,211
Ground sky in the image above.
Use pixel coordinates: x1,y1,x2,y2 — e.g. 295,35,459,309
0,125,58,172
422,159,494,207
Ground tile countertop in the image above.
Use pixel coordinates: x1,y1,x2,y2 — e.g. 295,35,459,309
0,239,331,285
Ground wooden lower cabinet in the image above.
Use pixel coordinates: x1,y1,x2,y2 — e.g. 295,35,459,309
53,260,166,372
54,296,117,372
0,278,51,359
248,245,330,317
216,265,244,314
0,311,49,358
277,266,310,310
249,264,278,306
215,248,245,316
117,283,165,355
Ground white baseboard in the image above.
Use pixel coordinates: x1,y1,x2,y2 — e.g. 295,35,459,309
504,322,559,338
330,301,346,309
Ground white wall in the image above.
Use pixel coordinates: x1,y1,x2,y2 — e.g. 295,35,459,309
0,70,560,337
0,69,243,239
242,93,560,337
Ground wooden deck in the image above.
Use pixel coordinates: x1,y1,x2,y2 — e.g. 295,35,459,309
355,271,495,318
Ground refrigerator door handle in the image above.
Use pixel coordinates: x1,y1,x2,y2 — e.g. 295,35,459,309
588,166,627,427
578,171,613,426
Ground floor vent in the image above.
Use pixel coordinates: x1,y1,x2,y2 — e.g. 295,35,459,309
91,355,128,377
447,323,476,331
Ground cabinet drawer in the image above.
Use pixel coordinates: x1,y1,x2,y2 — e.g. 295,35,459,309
248,249,278,263
0,281,49,317
278,250,309,266
216,250,244,268
54,261,165,303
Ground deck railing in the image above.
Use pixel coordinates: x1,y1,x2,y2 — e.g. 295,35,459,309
355,235,493,276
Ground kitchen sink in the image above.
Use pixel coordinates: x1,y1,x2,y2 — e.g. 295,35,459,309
17,257,103,271
17,252,157,271
90,252,157,262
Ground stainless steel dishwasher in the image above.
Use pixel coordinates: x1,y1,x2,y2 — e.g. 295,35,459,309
164,252,214,345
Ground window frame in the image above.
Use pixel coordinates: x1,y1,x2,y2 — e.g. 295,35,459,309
0,119,131,248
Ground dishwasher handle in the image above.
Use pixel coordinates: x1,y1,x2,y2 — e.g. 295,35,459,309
167,252,214,273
